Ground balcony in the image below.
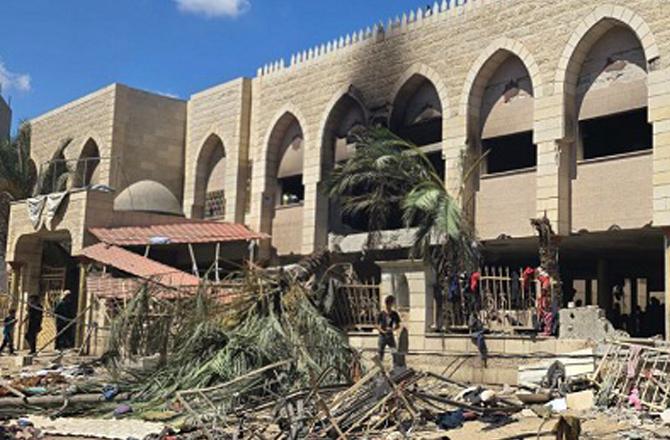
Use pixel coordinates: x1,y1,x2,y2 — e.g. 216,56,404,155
36,156,114,195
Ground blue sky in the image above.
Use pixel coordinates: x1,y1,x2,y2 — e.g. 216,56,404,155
1,0,435,132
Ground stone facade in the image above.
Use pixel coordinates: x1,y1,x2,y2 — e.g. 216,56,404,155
17,0,670,256
7,0,670,343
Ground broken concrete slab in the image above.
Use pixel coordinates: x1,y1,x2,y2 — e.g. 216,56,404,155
559,306,626,341
517,348,596,386
567,390,595,411
27,416,164,439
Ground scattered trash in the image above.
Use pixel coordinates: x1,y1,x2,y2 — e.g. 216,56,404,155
546,397,568,413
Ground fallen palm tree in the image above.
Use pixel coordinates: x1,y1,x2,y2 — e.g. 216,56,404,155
102,251,357,424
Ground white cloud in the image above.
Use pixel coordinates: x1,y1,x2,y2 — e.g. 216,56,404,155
175,0,250,18
0,61,31,93
151,90,180,99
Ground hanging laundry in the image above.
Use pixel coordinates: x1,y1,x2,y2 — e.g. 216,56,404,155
470,271,481,293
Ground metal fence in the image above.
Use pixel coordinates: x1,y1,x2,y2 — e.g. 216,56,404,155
438,266,537,333
37,156,114,194
331,283,381,331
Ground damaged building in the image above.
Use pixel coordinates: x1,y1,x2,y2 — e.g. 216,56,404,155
4,0,670,358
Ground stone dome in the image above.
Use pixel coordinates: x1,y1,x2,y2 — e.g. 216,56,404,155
114,180,183,216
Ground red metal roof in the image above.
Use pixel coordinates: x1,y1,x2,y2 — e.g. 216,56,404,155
80,243,200,287
89,221,267,246
87,274,241,302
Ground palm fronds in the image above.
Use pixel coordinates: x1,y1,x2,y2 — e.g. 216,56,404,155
327,126,479,275
325,127,431,234
103,257,355,416
0,123,37,201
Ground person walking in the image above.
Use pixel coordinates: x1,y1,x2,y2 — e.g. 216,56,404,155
25,295,43,355
377,295,401,361
0,309,16,355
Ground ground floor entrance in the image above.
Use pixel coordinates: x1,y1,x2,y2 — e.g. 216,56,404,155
482,227,665,338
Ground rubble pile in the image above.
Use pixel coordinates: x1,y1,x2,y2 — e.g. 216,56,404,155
4,252,670,438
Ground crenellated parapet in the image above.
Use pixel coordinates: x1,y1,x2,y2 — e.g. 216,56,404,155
256,0,483,78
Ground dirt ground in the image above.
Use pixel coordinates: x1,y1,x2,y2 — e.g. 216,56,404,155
406,412,670,440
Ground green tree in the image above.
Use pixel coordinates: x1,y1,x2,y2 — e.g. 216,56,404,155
326,126,478,281
0,123,72,289
0,123,38,288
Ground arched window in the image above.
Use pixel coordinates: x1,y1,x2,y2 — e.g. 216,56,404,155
74,139,100,188
274,117,304,206
478,55,536,174
576,27,650,160
193,134,226,219
390,74,444,177
321,92,367,233
265,112,305,256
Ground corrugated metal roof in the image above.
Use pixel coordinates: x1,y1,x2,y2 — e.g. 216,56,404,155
89,220,267,246
80,243,200,287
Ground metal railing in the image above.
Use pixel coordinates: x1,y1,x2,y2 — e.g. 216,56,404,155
204,190,226,219
437,266,537,333
37,156,114,195
331,282,381,331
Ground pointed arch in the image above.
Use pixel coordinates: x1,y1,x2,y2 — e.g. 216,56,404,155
261,109,306,256
391,63,450,121
554,5,659,98
73,137,101,188
317,86,369,236
193,133,226,219
318,85,369,180
460,37,542,121
461,39,539,173
554,6,658,143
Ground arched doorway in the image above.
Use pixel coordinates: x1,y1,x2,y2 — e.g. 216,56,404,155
193,134,226,219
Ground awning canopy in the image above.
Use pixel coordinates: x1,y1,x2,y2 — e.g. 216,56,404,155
89,220,268,246
80,243,200,288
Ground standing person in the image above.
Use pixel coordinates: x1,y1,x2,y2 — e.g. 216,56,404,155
25,295,43,355
0,309,16,355
377,295,401,361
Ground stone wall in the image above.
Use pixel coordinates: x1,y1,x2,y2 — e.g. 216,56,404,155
30,86,116,177
239,0,670,253
183,79,252,223
113,85,187,200
23,0,670,257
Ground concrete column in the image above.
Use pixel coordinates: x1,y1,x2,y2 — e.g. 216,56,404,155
75,264,87,348
378,261,434,351
536,139,572,235
650,68,670,227
8,263,21,310
302,181,328,255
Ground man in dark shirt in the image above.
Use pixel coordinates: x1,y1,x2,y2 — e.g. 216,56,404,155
0,309,16,355
25,295,43,355
377,295,401,361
